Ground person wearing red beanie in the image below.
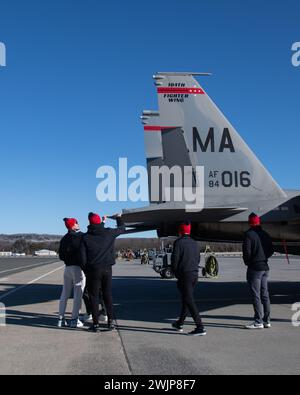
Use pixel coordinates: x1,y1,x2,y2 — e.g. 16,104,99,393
171,222,206,337
81,212,126,332
179,222,192,236
243,213,274,330
82,213,109,324
63,218,79,231
58,218,86,329
248,213,261,227
88,213,102,225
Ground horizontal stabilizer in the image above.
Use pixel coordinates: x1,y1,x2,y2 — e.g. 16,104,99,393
122,205,247,227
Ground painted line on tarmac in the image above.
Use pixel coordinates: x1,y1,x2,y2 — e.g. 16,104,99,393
0,261,58,276
0,265,64,302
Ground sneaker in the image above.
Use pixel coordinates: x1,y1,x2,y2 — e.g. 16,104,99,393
57,318,68,328
70,319,84,329
245,322,264,330
172,322,184,332
80,314,93,323
88,324,100,333
187,328,207,337
264,322,272,329
107,321,116,331
99,314,108,323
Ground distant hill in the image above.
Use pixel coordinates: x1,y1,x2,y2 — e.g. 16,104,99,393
0,234,62,254
0,234,62,243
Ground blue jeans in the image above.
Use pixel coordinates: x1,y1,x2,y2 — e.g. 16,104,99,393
247,269,271,324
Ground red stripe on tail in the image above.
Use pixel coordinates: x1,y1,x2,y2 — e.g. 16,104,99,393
157,87,205,95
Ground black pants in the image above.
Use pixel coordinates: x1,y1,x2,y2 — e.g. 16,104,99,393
86,267,113,325
177,272,203,329
83,286,107,316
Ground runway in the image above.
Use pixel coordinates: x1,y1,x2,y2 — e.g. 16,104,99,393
0,256,299,375
0,258,59,278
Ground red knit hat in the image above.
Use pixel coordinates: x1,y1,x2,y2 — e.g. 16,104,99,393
179,222,192,236
64,218,78,230
249,213,261,227
88,212,102,225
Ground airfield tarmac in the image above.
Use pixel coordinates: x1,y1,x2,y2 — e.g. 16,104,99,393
0,256,299,375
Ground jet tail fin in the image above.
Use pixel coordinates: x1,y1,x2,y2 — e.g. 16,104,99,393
143,72,286,207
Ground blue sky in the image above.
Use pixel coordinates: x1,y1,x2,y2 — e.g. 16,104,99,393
0,0,299,235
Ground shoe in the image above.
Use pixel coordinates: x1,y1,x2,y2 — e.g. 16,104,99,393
70,319,84,329
80,314,93,323
245,322,264,330
187,328,207,337
88,324,100,333
99,314,108,323
172,322,184,332
57,318,68,328
107,321,116,331
264,322,272,329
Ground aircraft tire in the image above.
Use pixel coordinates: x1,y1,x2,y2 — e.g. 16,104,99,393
162,268,174,280
205,256,219,278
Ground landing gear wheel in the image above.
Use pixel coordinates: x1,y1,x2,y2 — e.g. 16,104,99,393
205,255,219,278
161,268,174,279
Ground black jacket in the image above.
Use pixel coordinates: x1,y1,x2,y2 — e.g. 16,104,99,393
243,227,274,271
59,231,84,267
80,219,125,271
171,235,201,278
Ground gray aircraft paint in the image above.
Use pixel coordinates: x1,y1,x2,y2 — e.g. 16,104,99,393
123,73,300,253
155,73,286,208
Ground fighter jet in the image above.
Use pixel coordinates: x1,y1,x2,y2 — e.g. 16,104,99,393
122,72,300,255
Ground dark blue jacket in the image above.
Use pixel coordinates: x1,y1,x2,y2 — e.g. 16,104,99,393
171,235,201,278
80,219,125,271
243,227,274,271
59,231,83,267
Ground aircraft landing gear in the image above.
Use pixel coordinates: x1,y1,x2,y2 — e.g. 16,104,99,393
201,246,219,278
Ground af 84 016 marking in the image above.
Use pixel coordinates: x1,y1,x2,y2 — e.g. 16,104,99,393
208,171,251,189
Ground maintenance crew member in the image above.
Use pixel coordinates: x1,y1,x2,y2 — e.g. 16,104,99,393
243,213,274,330
171,222,207,337
58,218,86,329
80,213,126,332
82,217,108,324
